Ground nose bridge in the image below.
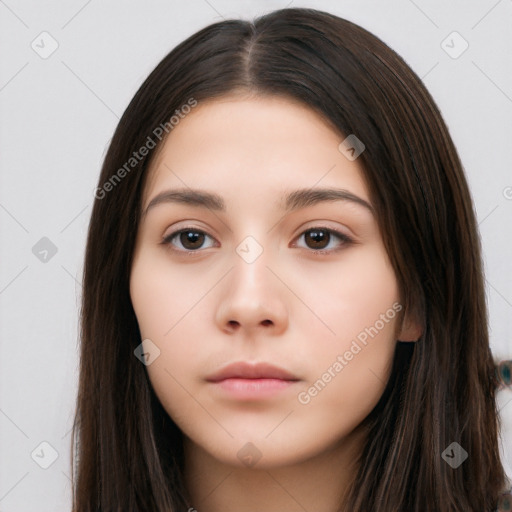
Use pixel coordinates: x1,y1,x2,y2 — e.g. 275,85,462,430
231,232,272,293
228,210,274,275
235,232,267,270
215,229,289,333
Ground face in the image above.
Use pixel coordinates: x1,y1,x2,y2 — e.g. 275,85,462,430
129,94,419,470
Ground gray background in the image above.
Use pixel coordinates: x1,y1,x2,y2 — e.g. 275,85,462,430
0,0,511,509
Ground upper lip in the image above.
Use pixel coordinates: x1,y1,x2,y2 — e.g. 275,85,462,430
206,361,300,382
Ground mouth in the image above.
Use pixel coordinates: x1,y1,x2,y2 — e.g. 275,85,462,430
206,360,300,381
208,377,300,399
205,361,301,400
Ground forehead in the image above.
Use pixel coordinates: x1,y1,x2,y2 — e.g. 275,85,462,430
142,95,369,210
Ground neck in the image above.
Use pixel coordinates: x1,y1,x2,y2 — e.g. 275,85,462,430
183,423,367,512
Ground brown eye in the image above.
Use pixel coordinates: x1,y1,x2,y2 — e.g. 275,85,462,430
161,226,353,256
304,228,330,250
179,230,205,250
296,227,353,254
162,228,214,252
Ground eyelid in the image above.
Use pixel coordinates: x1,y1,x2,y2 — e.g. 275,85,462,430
160,224,354,255
160,226,217,254
292,226,353,254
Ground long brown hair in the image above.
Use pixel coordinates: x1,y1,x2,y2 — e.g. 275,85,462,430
71,7,508,511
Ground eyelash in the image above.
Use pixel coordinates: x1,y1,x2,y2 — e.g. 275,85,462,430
160,226,354,257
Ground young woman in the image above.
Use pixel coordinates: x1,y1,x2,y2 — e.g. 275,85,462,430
71,7,511,511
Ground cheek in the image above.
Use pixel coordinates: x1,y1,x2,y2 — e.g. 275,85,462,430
129,249,210,417
129,246,205,340
291,244,400,343
293,246,400,411
130,239,400,424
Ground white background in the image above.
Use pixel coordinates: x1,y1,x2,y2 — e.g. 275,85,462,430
0,0,511,509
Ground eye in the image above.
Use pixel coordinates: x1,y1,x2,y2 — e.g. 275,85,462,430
293,227,353,255
161,227,216,253
160,226,353,255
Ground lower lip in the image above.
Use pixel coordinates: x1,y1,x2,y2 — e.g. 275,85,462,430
209,378,298,399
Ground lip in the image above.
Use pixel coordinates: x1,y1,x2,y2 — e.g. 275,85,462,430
205,361,299,382
206,361,300,400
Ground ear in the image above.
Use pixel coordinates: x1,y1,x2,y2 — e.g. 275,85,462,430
396,312,422,342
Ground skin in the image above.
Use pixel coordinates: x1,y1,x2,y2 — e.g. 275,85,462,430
130,94,421,512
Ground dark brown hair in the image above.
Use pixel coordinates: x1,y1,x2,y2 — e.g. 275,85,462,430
71,7,508,511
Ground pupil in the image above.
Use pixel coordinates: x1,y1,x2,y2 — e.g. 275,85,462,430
307,229,329,249
181,231,203,249
178,229,330,251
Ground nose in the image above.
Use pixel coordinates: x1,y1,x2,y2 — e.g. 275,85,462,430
215,247,289,336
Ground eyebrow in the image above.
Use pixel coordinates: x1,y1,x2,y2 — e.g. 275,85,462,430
142,187,374,219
